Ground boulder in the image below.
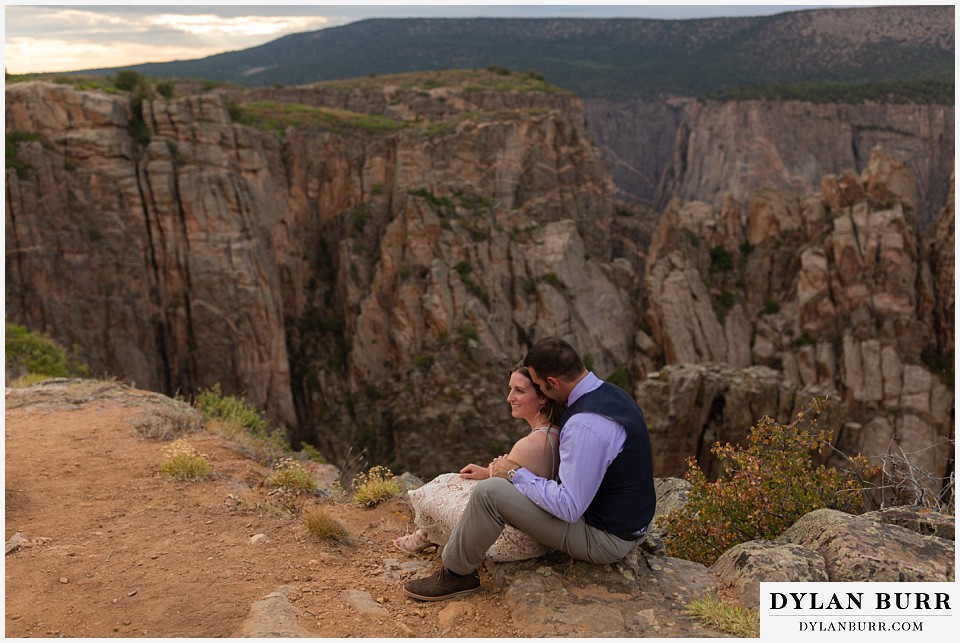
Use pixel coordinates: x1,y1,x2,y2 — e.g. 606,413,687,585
777,508,954,582
863,506,955,541
710,540,828,609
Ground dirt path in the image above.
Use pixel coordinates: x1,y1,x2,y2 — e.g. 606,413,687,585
4,381,524,637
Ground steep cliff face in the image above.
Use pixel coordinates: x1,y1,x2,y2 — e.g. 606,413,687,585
638,146,954,485
5,74,642,476
6,82,298,427
583,98,954,228
5,76,952,485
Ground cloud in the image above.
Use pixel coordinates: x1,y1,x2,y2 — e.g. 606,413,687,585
4,6,339,73
4,36,233,74
146,13,331,38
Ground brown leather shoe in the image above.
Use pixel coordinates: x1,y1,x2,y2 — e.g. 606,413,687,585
403,567,481,601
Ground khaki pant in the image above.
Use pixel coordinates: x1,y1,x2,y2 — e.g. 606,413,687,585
441,477,641,575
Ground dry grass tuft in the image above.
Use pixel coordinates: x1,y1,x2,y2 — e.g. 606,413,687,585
159,440,212,481
265,458,316,514
685,594,759,638
351,465,403,508
303,506,349,543
133,406,202,441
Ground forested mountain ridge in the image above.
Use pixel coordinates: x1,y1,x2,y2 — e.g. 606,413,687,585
52,6,954,101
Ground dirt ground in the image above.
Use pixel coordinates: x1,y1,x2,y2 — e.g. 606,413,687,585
3,381,526,638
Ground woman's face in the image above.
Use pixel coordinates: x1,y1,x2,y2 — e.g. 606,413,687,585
506,371,543,424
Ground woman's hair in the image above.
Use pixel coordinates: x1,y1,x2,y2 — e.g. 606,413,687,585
511,364,564,427
522,336,585,382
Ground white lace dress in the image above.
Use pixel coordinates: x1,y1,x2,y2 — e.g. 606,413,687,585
407,426,559,562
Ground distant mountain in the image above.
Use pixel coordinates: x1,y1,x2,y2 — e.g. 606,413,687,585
60,6,953,99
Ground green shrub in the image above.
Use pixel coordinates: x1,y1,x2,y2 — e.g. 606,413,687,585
299,442,327,464
194,383,270,437
762,299,781,315
458,325,480,343
712,291,736,322
660,398,877,566
155,80,175,99
542,272,563,289
5,321,90,384
6,131,51,178
710,246,734,272
112,70,144,92
794,331,817,348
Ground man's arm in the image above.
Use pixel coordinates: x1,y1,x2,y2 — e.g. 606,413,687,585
511,414,625,523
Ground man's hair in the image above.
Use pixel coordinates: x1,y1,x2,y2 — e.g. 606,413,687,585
522,337,585,382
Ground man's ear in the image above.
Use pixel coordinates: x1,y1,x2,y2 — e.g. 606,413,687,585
547,376,561,391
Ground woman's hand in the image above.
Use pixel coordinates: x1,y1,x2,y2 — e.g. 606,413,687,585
459,463,490,480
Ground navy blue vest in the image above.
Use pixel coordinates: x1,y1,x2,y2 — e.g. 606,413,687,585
560,381,656,540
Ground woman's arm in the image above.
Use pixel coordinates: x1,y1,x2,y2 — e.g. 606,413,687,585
506,433,554,479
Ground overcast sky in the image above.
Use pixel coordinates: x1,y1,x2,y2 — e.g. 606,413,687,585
4,2,879,75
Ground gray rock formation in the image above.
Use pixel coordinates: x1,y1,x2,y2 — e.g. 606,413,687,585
583,97,954,229
710,541,829,609
778,508,955,582
638,146,953,484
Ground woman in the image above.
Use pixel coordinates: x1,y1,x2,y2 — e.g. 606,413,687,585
395,364,564,562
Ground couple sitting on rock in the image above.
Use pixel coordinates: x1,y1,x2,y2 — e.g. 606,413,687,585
396,337,657,601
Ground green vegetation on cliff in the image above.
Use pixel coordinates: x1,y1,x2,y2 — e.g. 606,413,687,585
229,100,405,136
5,321,90,385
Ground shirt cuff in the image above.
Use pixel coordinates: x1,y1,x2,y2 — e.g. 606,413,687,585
511,467,534,488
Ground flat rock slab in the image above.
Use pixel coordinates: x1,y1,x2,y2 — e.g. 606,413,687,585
485,549,727,637
235,586,313,638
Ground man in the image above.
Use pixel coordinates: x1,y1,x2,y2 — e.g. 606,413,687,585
403,336,656,601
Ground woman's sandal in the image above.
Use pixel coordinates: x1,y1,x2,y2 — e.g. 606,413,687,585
394,529,433,554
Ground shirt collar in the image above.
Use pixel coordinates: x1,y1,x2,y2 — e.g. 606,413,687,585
567,371,601,406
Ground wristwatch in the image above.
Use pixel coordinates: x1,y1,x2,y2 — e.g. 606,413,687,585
507,469,517,482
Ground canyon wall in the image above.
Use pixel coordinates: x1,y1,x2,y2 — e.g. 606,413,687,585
5,77,953,484
583,98,955,229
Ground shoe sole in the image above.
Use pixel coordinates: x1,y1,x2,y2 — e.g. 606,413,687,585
402,585,481,602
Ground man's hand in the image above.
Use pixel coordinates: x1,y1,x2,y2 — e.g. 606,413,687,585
459,463,490,480
489,455,521,480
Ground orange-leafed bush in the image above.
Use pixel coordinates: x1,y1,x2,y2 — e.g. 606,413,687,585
660,397,878,566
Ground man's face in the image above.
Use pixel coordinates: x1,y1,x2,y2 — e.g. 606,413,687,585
527,366,565,403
